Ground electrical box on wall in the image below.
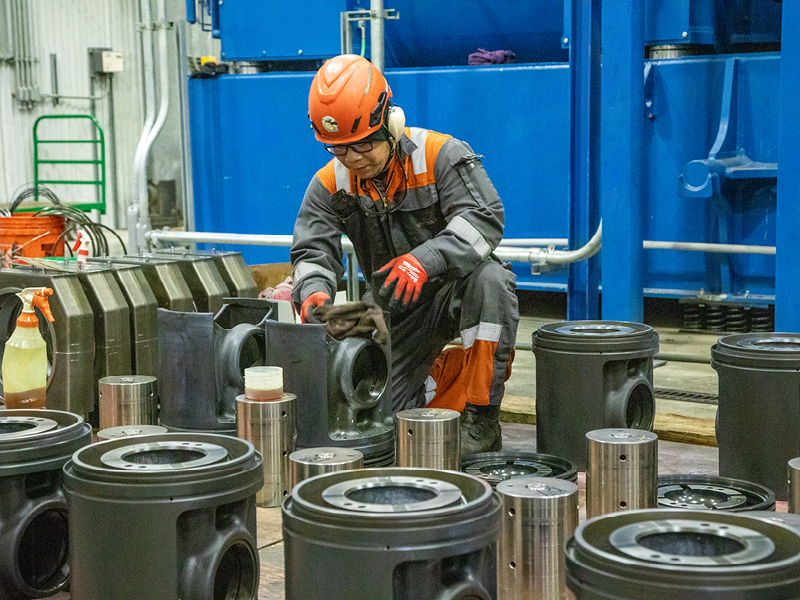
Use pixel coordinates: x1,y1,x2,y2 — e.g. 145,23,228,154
88,48,123,74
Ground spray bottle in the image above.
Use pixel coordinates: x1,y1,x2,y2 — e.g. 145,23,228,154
2,287,55,409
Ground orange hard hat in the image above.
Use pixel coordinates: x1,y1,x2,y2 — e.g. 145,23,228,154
308,54,392,144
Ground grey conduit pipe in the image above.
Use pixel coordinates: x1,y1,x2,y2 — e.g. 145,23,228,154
130,0,158,251
370,0,385,73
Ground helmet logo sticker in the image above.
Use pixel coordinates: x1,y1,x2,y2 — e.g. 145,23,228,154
322,116,339,133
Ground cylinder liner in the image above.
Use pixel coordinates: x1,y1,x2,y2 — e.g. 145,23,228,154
462,451,578,487
98,375,158,430
282,468,500,599
236,393,296,507
586,428,658,519
63,432,263,600
531,321,659,470
289,447,363,489
497,476,579,600
395,408,460,470
0,409,92,599
658,473,776,512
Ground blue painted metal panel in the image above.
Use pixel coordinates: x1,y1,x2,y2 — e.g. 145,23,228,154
601,0,644,322
188,53,781,302
775,2,800,331
218,1,346,61
566,0,601,320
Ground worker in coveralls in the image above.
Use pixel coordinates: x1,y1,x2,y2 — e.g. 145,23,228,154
290,55,519,454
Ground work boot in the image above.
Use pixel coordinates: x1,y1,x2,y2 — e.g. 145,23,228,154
460,403,502,456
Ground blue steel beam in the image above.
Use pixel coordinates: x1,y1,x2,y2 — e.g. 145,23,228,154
567,0,601,321
775,1,800,331
600,0,644,322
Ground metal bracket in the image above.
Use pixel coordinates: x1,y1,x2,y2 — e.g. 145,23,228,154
342,9,399,23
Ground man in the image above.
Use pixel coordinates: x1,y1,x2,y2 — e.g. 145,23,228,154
290,54,519,454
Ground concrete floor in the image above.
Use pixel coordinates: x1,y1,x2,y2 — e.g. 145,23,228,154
48,304,772,600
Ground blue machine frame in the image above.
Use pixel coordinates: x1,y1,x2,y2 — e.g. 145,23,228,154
186,0,799,328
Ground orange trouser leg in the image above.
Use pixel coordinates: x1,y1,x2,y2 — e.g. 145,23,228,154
427,340,502,412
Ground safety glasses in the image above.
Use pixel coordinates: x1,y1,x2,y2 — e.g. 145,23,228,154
325,140,376,156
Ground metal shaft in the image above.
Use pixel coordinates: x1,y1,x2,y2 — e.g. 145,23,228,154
586,428,658,519
395,408,460,470
497,477,579,600
236,394,296,507
290,447,363,489
98,375,158,430
790,457,800,514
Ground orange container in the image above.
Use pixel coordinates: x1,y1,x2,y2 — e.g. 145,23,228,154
0,215,66,258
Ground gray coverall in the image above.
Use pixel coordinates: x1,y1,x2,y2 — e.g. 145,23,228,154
291,127,519,413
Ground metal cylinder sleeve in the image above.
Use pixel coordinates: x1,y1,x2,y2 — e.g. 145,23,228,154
98,375,158,430
497,476,579,600
289,447,363,489
531,321,659,470
748,511,800,534
462,451,578,487
586,429,658,519
63,433,263,600
265,320,395,467
712,333,800,501
236,393,297,507
565,509,800,599
395,408,460,470
96,424,167,441
282,468,501,599
791,458,800,515
0,409,91,599
657,474,776,512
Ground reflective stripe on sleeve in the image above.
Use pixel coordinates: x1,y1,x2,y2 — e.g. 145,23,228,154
409,128,429,175
460,322,503,349
445,215,492,258
293,261,337,284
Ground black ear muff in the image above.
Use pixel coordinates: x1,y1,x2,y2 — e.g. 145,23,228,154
369,91,388,128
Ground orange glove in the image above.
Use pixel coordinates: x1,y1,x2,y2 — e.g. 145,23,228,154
376,254,428,309
300,292,331,323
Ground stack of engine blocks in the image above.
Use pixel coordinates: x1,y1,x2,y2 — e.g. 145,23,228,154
3,306,800,597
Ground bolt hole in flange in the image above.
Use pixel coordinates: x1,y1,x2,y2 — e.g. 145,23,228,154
213,541,257,600
18,509,69,593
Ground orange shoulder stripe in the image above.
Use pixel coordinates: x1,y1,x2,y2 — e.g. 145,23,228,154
316,160,338,194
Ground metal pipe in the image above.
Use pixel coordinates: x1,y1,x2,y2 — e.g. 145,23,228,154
370,0,384,73
499,238,568,247
176,21,195,232
586,428,658,519
131,0,157,251
497,477,579,600
644,240,775,255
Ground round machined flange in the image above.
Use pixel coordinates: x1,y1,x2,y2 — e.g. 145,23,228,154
712,333,800,370
322,475,464,513
462,451,578,486
566,509,800,599
555,323,637,336
0,415,59,439
97,424,168,441
99,440,229,471
658,474,775,512
532,320,659,354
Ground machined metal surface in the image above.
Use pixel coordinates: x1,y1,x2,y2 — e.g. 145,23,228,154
236,394,296,507
289,447,363,489
159,298,270,434
586,428,658,519
63,433,263,600
265,320,395,467
566,509,800,599
531,321,659,470
791,458,800,514
712,333,800,501
282,468,500,599
0,269,95,417
144,252,228,313
497,476,579,600
0,409,91,599
96,424,167,441
748,511,800,533
462,451,578,487
658,474,776,512
395,408,460,470
98,375,157,430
